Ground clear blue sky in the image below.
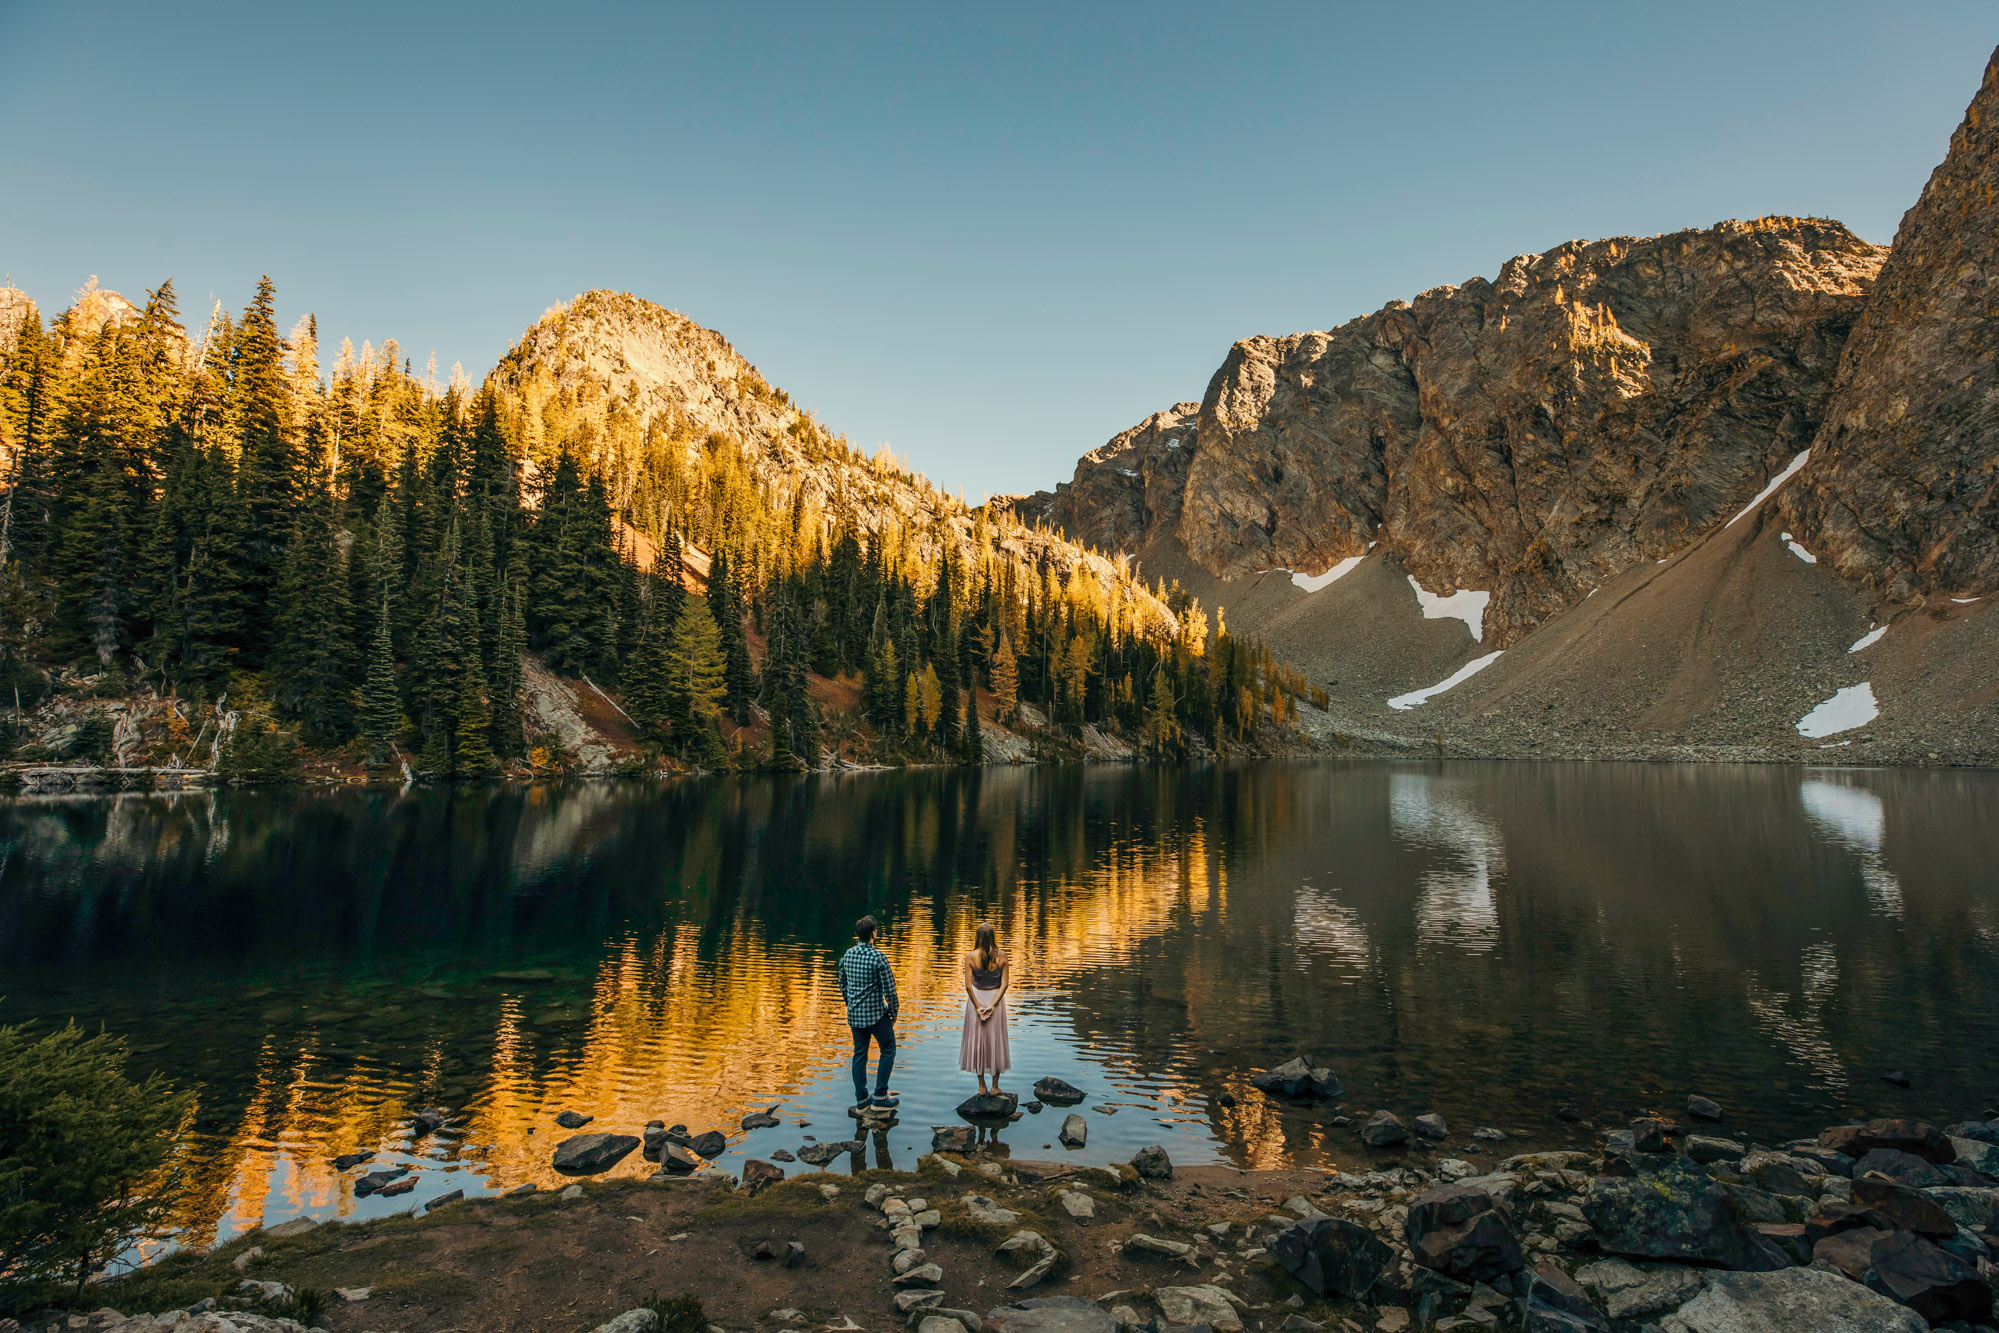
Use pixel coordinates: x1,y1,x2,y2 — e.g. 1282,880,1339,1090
2,2,1992,499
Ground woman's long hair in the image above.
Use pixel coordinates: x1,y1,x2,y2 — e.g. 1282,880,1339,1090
974,921,998,973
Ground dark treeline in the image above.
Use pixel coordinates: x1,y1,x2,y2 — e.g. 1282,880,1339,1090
0,279,1314,775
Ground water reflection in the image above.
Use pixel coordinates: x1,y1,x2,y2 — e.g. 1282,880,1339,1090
2,762,1997,1250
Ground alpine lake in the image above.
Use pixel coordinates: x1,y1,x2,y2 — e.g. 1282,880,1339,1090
3,760,1997,1255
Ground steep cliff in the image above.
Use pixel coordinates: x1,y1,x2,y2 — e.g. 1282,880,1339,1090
1033,219,1885,645
1782,46,1999,600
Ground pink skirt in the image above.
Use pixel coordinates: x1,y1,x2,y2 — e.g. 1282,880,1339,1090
958,986,1011,1075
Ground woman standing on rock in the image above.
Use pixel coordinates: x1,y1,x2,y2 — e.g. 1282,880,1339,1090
959,921,1011,1094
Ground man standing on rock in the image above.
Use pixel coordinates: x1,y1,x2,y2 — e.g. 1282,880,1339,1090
838,915,900,1110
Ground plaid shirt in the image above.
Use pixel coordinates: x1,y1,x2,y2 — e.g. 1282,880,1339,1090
837,942,898,1028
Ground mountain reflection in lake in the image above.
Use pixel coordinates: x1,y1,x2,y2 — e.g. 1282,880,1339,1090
3,761,1997,1249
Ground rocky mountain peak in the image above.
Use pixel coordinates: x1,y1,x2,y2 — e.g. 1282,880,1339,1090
1782,46,1999,600
1034,216,1885,645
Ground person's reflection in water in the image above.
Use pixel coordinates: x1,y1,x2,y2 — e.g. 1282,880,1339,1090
872,1130,895,1171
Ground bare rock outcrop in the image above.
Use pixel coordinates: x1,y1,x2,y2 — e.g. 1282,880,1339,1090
1040,220,1884,645
1783,46,1999,600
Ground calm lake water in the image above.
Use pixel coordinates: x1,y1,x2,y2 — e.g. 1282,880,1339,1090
4,761,1998,1253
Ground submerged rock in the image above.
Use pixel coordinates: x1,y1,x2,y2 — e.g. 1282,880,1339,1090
552,1132,640,1174
1032,1076,1086,1106
1250,1055,1343,1101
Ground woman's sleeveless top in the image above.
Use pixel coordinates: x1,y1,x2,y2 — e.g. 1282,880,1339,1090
971,957,1004,989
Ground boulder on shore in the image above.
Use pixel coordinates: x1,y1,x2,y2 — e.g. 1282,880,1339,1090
1582,1157,1787,1270
1863,1230,1993,1325
1130,1145,1173,1179
1671,1267,1925,1332
741,1159,784,1195
552,1132,640,1175
1269,1216,1392,1299
1839,1119,1957,1164
1403,1182,1523,1282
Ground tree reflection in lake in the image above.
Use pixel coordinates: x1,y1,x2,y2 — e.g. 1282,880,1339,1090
2,761,1996,1248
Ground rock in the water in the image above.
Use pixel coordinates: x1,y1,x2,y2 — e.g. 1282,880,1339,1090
932,1125,975,1153
331,1151,374,1171
353,1166,410,1197
742,1159,784,1195
685,1129,726,1159
1851,1173,1957,1236
1404,1183,1524,1282
552,1133,641,1174
770,1148,795,1162
654,1143,701,1174
741,1105,781,1130
796,1139,861,1166
411,1107,446,1135
1522,1261,1608,1332
424,1189,465,1212
1863,1229,1993,1324
1414,1112,1450,1141
1032,1077,1086,1106
1688,1095,1723,1122
1250,1055,1343,1101
1668,1266,1925,1333
1023,1100,1043,1114
1361,1110,1409,1148
590,1311,660,1333
1269,1217,1393,1299
1472,1127,1507,1142
1841,1119,1957,1164
377,1177,415,1196
1582,1157,1786,1270
1154,1285,1242,1332
1058,1114,1086,1149
555,1110,593,1129
957,1091,1019,1121
1130,1144,1173,1179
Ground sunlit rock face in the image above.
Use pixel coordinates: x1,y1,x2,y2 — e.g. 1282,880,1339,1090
1038,220,1885,646
1783,47,1999,601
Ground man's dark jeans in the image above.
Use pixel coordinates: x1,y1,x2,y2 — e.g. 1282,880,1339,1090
850,1013,896,1103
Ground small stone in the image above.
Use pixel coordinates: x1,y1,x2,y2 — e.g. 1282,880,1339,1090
1362,1111,1409,1148
331,1152,374,1171
1131,1145,1173,1179
1154,1284,1244,1332
1881,1069,1911,1087
819,1183,841,1200
1057,1190,1095,1220
335,1287,371,1301
589,1312,660,1333
1414,1113,1450,1141
893,1247,926,1274
742,1105,782,1130
507,1182,538,1196
1034,1076,1087,1106
1687,1094,1723,1121
894,1291,946,1314
754,1240,777,1261
230,1246,264,1272
1685,1134,1746,1164
784,1240,806,1269
893,1263,944,1288
1059,1115,1087,1149
1374,1311,1409,1333
913,1209,941,1229
1126,1233,1194,1258
770,1149,796,1162
424,1188,465,1212
965,1195,1021,1227
1471,1127,1506,1142
555,1110,593,1129
932,1125,976,1153
560,1183,584,1199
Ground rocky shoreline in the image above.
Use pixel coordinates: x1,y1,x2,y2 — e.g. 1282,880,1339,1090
18,1077,1994,1333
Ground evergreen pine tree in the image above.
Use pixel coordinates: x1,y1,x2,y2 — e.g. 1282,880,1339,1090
663,595,728,759
488,571,527,758
360,597,402,767
991,630,1019,721
451,656,499,777
705,545,756,719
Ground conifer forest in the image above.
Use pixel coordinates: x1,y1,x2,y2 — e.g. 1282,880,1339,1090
0,279,1318,779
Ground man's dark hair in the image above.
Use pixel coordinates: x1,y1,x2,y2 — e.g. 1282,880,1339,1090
854,915,878,942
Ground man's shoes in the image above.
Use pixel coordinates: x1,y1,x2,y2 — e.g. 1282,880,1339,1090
851,1096,873,1110
871,1092,900,1109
